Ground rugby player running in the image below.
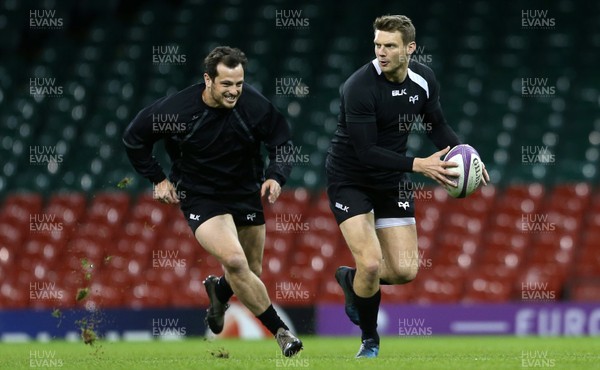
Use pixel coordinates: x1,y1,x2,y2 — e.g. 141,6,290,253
326,15,489,358
123,46,303,357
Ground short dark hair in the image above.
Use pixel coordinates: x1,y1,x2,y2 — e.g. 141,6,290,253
373,15,416,45
204,46,248,80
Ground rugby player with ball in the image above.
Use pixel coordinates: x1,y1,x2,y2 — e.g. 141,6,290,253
326,15,489,358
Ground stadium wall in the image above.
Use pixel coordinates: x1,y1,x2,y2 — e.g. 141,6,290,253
2,303,600,341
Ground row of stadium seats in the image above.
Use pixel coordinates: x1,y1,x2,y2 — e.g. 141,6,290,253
1,0,599,194
1,183,599,309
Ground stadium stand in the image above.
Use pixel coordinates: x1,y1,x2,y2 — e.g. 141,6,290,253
0,0,599,309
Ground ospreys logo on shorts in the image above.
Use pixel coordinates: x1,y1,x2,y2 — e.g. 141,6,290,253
398,202,410,210
335,202,349,213
246,213,256,221
189,213,200,221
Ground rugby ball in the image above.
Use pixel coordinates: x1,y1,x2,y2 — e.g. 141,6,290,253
443,144,483,198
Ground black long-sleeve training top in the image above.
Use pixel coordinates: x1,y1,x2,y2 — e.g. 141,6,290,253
123,82,293,196
327,59,461,188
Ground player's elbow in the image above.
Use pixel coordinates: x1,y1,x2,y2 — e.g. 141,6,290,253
354,145,374,165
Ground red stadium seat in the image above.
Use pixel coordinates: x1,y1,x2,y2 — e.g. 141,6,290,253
502,183,545,203
462,275,512,303
569,280,600,302
264,233,295,256
480,249,523,269
313,191,332,216
87,282,123,308
126,283,171,308
271,275,318,306
317,272,344,303
167,214,194,237
2,193,44,214
3,182,596,308
0,281,30,308
87,192,131,226
573,248,600,278
0,222,26,250
46,192,87,220
120,220,158,247
514,264,566,301
262,254,288,278
381,284,414,303
177,278,208,307
413,274,464,303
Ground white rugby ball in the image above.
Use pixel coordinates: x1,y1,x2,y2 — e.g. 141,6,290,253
443,144,483,198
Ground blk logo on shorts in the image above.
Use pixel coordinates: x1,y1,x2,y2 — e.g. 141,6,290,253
398,202,410,210
189,214,200,221
335,202,349,213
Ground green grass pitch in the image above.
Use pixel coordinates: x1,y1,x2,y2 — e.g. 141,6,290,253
1,336,598,369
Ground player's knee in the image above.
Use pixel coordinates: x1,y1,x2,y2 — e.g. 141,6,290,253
357,259,381,279
389,264,418,284
221,253,249,274
401,264,418,282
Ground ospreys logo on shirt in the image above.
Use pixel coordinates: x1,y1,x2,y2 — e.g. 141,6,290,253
409,95,419,104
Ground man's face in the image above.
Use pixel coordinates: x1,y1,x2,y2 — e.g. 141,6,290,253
204,63,244,109
373,30,415,75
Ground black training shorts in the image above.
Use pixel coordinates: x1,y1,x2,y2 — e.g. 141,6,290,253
327,180,415,226
178,187,265,233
